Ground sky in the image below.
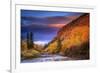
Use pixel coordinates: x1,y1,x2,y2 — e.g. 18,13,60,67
21,10,84,45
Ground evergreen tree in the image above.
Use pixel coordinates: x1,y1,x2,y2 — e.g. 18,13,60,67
30,32,33,48
27,32,29,49
27,32,33,49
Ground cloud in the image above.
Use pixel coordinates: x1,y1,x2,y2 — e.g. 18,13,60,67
21,15,81,35
48,24,66,28
21,16,69,25
21,15,81,27
47,15,81,28
34,41,48,45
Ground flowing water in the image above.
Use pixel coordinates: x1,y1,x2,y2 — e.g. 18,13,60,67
21,54,72,63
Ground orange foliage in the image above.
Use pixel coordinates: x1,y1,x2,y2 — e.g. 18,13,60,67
45,14,89,55
70,25,89,44
61,25,89,52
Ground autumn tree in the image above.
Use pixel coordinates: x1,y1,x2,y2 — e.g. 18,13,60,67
55,37,62,53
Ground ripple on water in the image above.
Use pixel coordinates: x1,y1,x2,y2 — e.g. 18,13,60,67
21,54,72,63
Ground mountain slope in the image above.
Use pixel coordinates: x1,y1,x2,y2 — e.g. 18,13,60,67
44,13,89,59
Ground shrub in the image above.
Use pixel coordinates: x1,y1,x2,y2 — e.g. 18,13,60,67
21,49,40,59
63,42,89,59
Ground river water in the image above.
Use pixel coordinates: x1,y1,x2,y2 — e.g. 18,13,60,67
21,54,73,63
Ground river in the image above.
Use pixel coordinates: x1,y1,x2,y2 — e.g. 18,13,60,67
21,54,73,63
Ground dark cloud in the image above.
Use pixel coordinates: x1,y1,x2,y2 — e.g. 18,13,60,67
21,15,81,27
21,10,83,43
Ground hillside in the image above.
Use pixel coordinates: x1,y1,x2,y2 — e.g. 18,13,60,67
44,13,90,59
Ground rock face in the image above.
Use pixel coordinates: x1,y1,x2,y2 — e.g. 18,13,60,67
44,13,90,59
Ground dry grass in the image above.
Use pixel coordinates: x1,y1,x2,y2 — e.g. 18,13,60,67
21,40,42,59
21,49,40,59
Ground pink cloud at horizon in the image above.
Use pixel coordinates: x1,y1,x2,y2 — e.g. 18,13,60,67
48,24,66,28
